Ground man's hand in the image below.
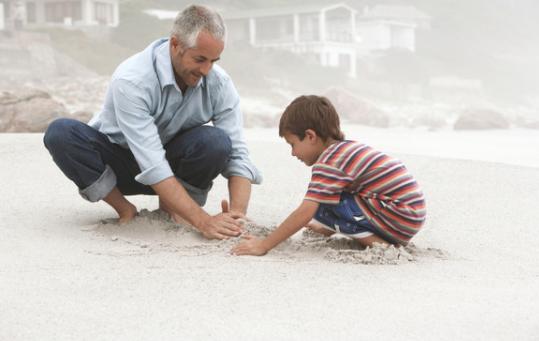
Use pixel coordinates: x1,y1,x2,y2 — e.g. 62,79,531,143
152,177,243,240
231,234,268,256
198,213,243,240
221,199,248,222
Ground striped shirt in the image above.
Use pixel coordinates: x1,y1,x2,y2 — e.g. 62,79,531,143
305,140,426,244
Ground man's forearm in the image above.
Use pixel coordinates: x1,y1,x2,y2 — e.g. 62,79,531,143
152,176,209,227
228,176,251,214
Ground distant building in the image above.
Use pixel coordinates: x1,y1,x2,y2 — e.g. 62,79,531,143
224,3,430,77
225,3,359,78
357,5,431,52
0,2,5,30
0,0,119,29
142,3,430,78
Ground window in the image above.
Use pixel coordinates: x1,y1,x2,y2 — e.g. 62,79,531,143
44,2,81,23
26,2,35,23
94,2,113,25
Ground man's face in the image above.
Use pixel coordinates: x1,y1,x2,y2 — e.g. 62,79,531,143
170,31,224,89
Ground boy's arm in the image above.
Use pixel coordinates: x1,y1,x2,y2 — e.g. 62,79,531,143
232,200,319,256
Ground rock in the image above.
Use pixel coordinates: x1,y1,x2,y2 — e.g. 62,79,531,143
410,113,448,130
70,110,95,123
453,108,510,130
523,121,539,129
513,115,539,129
323,87,390,127
0,88,50,105
243,112,279,128
0,88,67,132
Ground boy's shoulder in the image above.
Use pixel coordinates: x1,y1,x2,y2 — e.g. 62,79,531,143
316,140,374,168
321,140,366,158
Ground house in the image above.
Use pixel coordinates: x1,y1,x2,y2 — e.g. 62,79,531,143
142,3,431,78
224,3,430,77
225,3,359,78
0,2,5,30
0,0,119,29
357,5,431,52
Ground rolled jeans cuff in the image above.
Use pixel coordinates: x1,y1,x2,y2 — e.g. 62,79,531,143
79,165,117,202
177,177,212,206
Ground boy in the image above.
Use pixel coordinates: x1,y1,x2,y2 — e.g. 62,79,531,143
232,95,426,256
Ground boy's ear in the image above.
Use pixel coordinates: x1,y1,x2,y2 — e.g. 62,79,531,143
304,129,318,142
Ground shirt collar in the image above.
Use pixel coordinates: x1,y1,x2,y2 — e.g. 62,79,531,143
155,39,205,93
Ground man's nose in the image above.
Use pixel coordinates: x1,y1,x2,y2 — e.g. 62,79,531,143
200,61,212,76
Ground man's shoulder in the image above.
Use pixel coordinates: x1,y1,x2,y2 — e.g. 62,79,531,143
205,64,233,89
111,39,165,89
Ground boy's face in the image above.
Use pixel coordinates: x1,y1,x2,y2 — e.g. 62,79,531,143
283,131,324,166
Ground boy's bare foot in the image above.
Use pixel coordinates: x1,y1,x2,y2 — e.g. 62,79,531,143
356,234,394,248
118,203,138,224
306,220,335,237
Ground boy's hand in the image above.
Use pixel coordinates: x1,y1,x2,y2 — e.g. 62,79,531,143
231,234,268,256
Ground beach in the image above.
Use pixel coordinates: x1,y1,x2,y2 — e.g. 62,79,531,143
1,128,538,340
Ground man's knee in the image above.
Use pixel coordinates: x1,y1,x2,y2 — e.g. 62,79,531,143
43,118,78,152
199,126,232,161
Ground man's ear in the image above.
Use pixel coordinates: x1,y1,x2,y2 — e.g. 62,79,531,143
170,36,184,54
304,129,318,142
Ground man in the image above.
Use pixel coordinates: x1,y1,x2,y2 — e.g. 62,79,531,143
43,5,261,240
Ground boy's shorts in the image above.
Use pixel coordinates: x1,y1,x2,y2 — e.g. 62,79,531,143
312,192,375,239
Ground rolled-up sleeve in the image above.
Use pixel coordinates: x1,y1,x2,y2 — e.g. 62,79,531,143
111,79,174,185
212,80,262,184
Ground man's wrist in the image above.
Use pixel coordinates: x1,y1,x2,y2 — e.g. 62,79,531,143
192,211,211,231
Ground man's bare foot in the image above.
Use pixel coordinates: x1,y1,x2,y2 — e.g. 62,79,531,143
306,220,335,237
103,187,138,225
118,203,137,224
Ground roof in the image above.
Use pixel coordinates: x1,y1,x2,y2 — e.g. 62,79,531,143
223,2,357,20
361,5,430,20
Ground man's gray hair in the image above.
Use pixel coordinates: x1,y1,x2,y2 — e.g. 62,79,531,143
171,5,226,49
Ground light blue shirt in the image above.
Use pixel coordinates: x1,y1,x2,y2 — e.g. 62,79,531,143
89,38,262,186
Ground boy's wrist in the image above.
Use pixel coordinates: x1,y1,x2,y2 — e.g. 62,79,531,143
260,239,272,254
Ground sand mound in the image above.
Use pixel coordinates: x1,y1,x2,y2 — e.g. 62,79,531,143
91,209,447,264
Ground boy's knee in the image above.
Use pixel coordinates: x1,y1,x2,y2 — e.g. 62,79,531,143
43,118,77,151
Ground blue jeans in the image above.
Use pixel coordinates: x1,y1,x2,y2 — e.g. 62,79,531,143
43,118,232,206
313,192,376,239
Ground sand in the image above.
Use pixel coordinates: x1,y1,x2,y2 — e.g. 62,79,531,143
1,129,538,340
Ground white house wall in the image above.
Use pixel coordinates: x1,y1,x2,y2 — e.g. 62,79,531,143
0,3,4,30
22,0,118,27
391,26,415,51
357,22,391,50
298,12,319,41
83,0,119,27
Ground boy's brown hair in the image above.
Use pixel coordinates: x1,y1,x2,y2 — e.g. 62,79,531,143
279,95,344,141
